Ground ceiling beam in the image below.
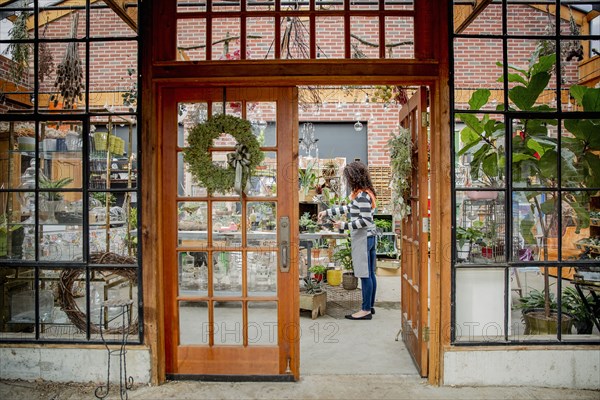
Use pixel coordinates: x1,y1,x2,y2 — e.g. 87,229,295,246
103,0,137,33
455,0,494,34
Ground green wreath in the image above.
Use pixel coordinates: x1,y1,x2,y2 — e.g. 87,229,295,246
184,114,264,195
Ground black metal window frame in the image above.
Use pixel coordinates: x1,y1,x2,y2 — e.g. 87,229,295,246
449,0,600,345
0,1,142,344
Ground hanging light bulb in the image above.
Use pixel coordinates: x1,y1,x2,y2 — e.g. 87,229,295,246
354,121,364,132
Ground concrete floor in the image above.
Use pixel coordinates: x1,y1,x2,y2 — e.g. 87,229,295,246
300,275,417,376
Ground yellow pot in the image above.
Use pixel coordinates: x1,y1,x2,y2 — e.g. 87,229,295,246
327,269,342,286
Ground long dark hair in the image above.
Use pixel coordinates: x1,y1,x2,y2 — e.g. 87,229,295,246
343,161,377,198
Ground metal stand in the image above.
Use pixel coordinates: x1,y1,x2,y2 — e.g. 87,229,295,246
95,299,134,400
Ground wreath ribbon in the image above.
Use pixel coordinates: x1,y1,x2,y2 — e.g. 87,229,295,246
227,143,251,195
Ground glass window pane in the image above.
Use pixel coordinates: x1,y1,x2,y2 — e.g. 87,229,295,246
512,119,558,189
247,17,275,60
247,152,277,198
512,267,561,340
248,251,277,296
178,201,208,248
213,301,243,345
281,16,311,59
455,268,506,343
453,39,503,111
247,301,277,345
179,251,209,296
248,102,276,147
453,2,501,35
455,113,505,188
562,266,600,341
512,191,559,263
350,16,379,59
90,3,136,39
179,301,209,345
178,152,207,197
213,251,242,296
212,18,241,60
385,17,413,59
178,0,206,12
350,0,379,11
179,102,209,148
384,0,413,11
455,191,506,264
1,121,36,189
177,18,207,61
0,267,35,340
316,17,344,59
507,4,553,37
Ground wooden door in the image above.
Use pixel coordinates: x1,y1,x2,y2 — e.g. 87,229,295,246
160,87,299,379
399,87,429,377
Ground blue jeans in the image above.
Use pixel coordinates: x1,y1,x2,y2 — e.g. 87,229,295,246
361,235,377,312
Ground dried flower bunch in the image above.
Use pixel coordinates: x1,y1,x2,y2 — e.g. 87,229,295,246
50,14,83,109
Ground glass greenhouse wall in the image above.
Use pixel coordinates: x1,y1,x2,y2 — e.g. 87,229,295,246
0,1,141,343
451,1,600,344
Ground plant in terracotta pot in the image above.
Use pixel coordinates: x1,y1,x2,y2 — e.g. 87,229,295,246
516,288,573,335
332,241,358,290
308,264,327,282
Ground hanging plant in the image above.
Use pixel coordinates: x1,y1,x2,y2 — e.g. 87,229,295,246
39,19,54,83
184,114,264,195
388,126,413,219
50,13,83,109
4,9,31,84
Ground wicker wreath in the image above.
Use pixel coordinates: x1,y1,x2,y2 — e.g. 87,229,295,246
58,252,138,335
183,114,263,194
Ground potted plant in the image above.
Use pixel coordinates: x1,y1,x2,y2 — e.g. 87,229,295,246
332,241,358,290
562,286,597,334
39,175,74,224
299,277,327,319
298,163,317,202
517,288,573,335
458,49,600,331
456,220,485,262
299,212,318,233
309,264,327,282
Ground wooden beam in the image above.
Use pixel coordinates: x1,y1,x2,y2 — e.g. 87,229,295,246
103,0,138,33
25,1,95,31
152,60,440,84
455,0,493,34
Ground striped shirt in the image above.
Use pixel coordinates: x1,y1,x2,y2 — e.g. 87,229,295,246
326,191,376,236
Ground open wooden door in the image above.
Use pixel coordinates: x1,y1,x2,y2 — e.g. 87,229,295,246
399,87,429,377
160,86,299,379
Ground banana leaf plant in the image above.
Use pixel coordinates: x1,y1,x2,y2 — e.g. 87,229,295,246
457,51,600,319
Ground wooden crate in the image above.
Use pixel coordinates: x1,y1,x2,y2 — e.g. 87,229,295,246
369,166,392,208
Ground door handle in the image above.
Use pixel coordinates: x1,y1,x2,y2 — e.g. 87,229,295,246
280,216,290,272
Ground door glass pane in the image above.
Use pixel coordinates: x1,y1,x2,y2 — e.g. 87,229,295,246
179,251,209,296
178,201,208,248
213,251,242,296
248,301,278,345
248,251,277,296
178,102,208,148
212,202,242,247
178,152,208,197
247,102,276,147
179,301,209,345
247,152,277,197
213,301,243,345
247,202,277,247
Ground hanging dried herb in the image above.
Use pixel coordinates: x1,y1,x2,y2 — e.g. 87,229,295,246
39,20,54,83
4,9,31,84
51,13,83,109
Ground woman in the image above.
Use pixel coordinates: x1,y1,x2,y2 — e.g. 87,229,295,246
318,161,377,320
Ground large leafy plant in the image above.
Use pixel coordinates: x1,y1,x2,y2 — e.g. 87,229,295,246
458,51,600,320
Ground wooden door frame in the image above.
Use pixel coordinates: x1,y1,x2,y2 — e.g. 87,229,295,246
140,0,451,386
